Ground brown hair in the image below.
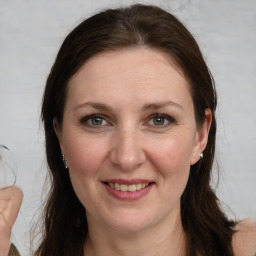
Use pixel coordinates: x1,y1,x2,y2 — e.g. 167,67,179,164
38,4,235,255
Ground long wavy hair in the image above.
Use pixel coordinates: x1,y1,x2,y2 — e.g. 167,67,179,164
37,4,236,256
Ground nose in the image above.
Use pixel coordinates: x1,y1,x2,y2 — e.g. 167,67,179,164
110,128,146,171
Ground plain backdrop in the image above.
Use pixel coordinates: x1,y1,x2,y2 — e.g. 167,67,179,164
0,0,255,254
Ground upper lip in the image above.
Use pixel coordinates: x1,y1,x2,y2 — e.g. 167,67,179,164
102,179,154,185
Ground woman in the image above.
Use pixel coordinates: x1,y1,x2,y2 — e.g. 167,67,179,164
36,3,256,255
2,4,255,256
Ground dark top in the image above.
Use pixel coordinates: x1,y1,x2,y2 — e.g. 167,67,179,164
8,244,20,256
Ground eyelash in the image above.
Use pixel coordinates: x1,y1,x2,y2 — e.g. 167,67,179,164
146,114,176,127
80,113,176,128
80,114,109,128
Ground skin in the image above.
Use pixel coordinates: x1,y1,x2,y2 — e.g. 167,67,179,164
0,49,254,255
232,220,256,256
0,186,23,256
54,47,212,256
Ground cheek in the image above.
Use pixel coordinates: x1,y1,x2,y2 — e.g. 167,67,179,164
65,137,107,209
63,133,108,175
149,135,193,176
148,135,192,198
147,136,192,215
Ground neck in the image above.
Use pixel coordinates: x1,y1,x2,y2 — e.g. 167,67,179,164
84,208,186,256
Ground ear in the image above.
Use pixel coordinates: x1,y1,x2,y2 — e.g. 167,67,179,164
190,109,212,165
53,117,64,153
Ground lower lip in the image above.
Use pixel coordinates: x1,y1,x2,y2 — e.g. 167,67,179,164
103,183,154,201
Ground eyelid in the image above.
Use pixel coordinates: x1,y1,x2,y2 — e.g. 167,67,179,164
146,113,176,126
80,114,110,127
79,113,176,129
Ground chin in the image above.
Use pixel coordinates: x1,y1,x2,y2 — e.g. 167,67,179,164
108,220,151,234
101,209,156,234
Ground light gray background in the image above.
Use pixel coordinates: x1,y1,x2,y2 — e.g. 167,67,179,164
0,0,255,255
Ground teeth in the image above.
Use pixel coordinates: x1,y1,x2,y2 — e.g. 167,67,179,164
136,183,142,190
108,182,149,192
120,184,128,191
129,184,136,192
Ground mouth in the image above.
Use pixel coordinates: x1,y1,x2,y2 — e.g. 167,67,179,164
104,182,153,192
102,180,155,201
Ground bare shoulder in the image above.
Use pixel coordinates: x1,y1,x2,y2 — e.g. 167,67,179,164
232,218,256,256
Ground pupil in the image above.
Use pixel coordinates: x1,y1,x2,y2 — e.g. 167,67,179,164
92,117,102,125
154,117,164,125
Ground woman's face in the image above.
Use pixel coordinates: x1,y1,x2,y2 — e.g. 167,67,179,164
55,48,210,234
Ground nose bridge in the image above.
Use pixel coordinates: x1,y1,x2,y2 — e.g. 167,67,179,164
110,125,145,171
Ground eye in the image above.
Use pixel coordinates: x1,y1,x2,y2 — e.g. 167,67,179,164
147,114,176,127
80,114,109,128
90,116,105,125
151,116,167,126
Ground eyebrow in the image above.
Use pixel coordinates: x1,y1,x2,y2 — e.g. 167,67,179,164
74,100,184,111
74,102,114,111
142,101,184,111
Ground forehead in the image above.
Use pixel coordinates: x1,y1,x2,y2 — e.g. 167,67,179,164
67,47,193,110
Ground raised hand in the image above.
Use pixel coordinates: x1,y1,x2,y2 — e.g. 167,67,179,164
0,186,23,256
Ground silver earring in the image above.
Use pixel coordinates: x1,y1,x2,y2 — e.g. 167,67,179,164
62,154,68,169
199,152,203,159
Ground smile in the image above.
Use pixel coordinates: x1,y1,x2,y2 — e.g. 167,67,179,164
107,182,150,192
102,179,154,201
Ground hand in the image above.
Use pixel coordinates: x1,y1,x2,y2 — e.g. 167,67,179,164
0,186,23,256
